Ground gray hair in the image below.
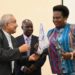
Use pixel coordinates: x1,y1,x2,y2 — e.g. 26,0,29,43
0,14,14,28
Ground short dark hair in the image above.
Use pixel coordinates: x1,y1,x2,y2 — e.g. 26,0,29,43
22,19,33,26
53,5,69,18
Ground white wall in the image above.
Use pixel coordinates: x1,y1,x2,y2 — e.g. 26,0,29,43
64,0,75,24
0,0,61,75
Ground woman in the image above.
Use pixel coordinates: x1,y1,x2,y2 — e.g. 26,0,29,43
47,5,75,75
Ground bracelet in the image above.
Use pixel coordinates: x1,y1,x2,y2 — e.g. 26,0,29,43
70,52,73,60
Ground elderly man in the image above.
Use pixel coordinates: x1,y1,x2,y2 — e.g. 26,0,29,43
0,14,30,75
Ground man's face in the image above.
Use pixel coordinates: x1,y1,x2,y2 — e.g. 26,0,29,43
6,16,18,34
22,23,33,37
53,11,67,28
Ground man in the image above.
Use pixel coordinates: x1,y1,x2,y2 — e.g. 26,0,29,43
0,14,30,75
15,19,46,75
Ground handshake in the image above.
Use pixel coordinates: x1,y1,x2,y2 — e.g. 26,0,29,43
18,43,40,61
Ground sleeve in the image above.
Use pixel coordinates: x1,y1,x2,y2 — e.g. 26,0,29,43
30,52,46,70
14,60,22,75
0,48,21,61
0,38,21,61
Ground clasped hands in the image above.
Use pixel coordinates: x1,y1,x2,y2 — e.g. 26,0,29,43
19,43,40,61
28,53,40,61
28,43,40,61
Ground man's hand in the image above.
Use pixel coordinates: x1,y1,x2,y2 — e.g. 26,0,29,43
22,66,32,74
19,44,30,53
28,53,40,61
29,64,36,73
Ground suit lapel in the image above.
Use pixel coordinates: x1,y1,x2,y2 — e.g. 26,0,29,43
30,35,37,54
21,35,25,44
11,36,17,48
31,35,34,47
0,30,9,48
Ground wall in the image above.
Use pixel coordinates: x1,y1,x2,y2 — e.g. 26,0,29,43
64,0,75,24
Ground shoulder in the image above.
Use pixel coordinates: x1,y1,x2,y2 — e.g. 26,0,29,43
70,24,75,29
69,24,75,32
16,35,23,40
0,29,4,39
69,24,75,36
32,35,38,39
32,35,38,43
47,28,54,38
0,29,3,36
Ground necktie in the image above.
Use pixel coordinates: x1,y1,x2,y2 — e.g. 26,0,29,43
26,38,30,56
21,38,30,71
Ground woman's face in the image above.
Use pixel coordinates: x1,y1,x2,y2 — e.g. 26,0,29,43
53,11,67,28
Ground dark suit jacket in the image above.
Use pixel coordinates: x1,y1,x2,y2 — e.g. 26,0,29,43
0,29,21,75
15,35,46,75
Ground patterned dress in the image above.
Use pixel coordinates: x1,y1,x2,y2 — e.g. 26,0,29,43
47,23,75,75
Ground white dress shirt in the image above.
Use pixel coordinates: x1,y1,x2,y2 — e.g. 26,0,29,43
23,34,32,56
21,34,32,71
